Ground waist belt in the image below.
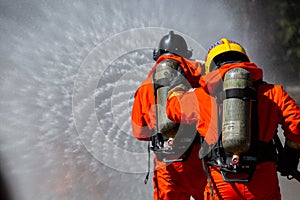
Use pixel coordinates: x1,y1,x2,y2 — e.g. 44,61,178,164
253,140,277,163
205,140,276,182
154,131,201,163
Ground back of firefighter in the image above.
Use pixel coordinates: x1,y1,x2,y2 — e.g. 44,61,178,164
131,31,207,200
166,38,300,200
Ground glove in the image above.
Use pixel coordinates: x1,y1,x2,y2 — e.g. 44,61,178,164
277,144,300,176
167,70,191,99
169,73,190,91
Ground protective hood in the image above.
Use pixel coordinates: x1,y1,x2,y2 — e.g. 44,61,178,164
148,54,203,87
200,62,263,95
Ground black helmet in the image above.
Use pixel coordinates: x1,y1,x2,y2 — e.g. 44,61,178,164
153,31,192,61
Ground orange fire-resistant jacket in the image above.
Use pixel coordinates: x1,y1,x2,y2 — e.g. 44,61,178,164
166,62,300,199
131,54,207,200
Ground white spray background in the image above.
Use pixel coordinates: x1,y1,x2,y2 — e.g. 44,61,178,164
0,0,298,199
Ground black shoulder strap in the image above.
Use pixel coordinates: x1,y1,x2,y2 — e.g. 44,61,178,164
248,80,261,152
248,79,276,162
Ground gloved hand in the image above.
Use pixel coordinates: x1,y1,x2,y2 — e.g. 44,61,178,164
169,73,190,91
167,70,191,99
277,144,300,176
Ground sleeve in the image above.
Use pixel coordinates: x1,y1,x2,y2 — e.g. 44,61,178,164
166,87,218,144
131,85,155,141
278,85,300,144
166,88,201,124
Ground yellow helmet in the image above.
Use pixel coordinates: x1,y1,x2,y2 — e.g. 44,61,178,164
205,38,249,74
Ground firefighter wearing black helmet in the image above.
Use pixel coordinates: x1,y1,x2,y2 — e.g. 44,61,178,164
131,31,207,200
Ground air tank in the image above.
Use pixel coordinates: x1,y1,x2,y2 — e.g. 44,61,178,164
154,60,179,138
222,68,253,158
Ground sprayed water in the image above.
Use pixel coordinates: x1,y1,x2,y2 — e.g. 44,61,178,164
0,0,299,200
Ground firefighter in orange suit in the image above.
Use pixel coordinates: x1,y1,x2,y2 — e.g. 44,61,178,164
166,38,300,199
131,31,207,200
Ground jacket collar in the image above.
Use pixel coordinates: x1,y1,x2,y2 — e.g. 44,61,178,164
148,54,203,87
200,62,263,95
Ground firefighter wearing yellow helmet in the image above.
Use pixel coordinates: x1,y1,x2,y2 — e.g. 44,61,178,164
166,37,300,199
